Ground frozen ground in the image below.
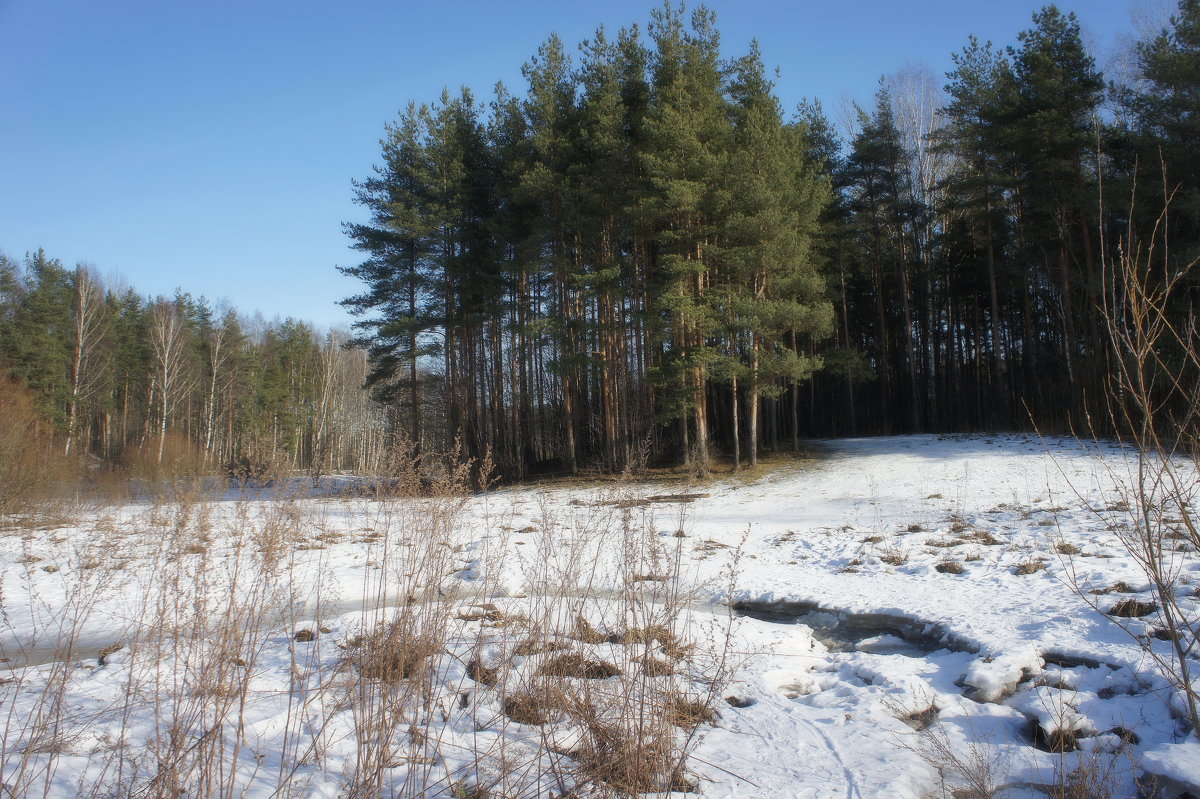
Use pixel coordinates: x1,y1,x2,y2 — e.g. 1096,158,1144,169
1,434,1198,798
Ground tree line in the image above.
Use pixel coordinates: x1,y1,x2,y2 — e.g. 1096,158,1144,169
0,251,391,476
5,2,1195,482
344,1,1200,477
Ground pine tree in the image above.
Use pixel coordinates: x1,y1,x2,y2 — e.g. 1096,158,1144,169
342,102,442,452
846,90,924,431
521,34,583,472
940,36,1015,424
641,3,728,470
719,44,831,465
6,250,73,425
1010,5,1104,403
1124,0,1200,259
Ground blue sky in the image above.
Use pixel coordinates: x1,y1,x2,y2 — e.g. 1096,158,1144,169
0,0,1146,328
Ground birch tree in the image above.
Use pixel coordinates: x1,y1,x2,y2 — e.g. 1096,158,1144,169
64,265,108,456
148,299,193,464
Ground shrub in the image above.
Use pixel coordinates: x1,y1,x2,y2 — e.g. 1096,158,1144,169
0,378,74,518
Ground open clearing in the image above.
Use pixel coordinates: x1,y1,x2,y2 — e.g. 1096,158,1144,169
2,434,1198,798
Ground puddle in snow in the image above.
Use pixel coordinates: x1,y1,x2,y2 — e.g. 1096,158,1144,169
731,600,974,656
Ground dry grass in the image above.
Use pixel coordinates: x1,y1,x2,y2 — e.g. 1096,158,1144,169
0,379,78,522
535,652,621,679
1107,598,1157,618
0,447,737,798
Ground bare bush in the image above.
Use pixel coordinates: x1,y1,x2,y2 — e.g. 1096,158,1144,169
0,378,75,519
1092,190,1200,734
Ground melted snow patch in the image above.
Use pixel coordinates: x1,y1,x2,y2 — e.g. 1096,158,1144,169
963,644,1043,702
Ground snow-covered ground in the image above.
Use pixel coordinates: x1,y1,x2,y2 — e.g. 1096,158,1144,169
1,434,1197,798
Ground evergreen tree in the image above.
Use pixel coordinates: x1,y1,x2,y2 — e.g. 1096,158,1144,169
1124,0,1200,260
940,36,1016,424
846,90,925,431
342,102,441,452
641,3,728,470
5,250,73,425
1010,6,1104,402
719,44,831,464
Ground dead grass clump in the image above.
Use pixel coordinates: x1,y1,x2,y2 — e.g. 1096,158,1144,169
621,624,676,647
631,573,669,583
927,538,966,548
513,637,569,657
571,615,613,644
900,705,938,730
1055,542,1082,555
575,725,693,794
879,550,908,566
501,689,561,725
623,624,691,660
1015,560,1046,575
457,604,504,622
178,541,208,556
97,642,124,666
536,653,620,680
351,630,442,683
637,657,676,677
967,530,1004,546
1028,719,1082,753
661,638,695,661
446,782,489,799
665,694,716,729
1107,598,1157,618
936,561,964,574
466,657,499,687
694,538,731,552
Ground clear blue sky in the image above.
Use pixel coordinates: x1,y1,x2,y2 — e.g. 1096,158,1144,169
0,0,1145,329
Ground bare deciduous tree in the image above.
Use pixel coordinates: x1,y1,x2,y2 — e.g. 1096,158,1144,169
148,300,194,464
64,265,108,457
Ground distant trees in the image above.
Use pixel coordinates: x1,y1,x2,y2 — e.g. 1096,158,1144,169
0,251,389,474
65,266,108,457
806,4,1118,436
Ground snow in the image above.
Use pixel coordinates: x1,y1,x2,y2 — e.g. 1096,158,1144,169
1,433,1197,797
964,645,1043,703
1142,741,1200,791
